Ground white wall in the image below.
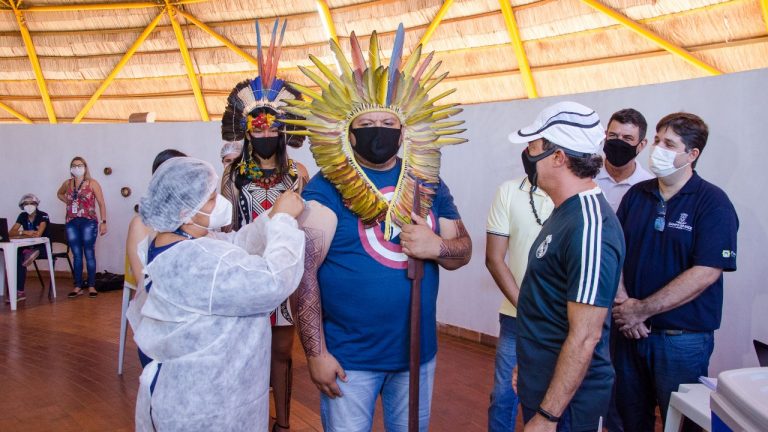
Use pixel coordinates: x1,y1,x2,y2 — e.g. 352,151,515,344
1,68,766,374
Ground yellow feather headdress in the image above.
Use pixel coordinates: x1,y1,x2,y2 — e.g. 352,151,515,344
283,24,467,240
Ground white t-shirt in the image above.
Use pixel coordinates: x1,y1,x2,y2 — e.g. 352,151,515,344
486,177,554,317
595,162,654,212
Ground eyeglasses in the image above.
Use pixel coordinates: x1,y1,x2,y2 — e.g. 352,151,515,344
71,164,85,168
654,199,666,232
21,202,36,206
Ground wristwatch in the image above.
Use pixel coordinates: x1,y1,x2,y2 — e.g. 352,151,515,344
536,406,561,423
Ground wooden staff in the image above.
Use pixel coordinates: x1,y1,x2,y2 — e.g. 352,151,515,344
407,181,424,432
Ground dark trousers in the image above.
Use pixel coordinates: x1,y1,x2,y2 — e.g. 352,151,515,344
614,331,714,432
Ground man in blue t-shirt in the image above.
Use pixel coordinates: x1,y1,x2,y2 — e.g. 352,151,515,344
612,113,738,432
508,101,625,432
297,109,472,431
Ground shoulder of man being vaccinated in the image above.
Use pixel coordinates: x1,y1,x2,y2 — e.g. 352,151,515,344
144,202,306,317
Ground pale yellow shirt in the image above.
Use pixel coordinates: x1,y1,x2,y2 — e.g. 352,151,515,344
486,177,554,317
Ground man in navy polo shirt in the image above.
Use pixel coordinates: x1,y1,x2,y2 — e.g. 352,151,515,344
612,112,738,432
509,101,625,432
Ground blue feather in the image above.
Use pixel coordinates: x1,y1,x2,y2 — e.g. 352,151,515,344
251,77,263,101
255,21,264,79
268,78,284,102
386,23,405,105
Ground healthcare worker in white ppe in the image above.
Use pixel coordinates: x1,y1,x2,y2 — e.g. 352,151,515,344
132,157,305,431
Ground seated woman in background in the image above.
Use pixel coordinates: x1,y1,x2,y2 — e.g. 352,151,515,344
56,156,107,299
7,193,49,302
133,157,305,431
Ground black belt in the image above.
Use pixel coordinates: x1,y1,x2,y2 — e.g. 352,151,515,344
648,326,699,336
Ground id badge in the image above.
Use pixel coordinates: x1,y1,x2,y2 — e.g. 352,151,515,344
71,202,79,214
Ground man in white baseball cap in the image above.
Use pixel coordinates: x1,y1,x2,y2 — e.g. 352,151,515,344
510,101,626,432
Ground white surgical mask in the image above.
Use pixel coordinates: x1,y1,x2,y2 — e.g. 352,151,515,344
23,204,37,215
71,166,85,177
649,145,689,178
193,195,232,230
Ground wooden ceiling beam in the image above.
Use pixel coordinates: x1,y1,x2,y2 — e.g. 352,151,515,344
0,99,32,123
165,3,209,121
73,7,165,123
419,0,454,47
578,0,722,75
10,0,56,123
24,2,160,12
499,0,537,98
175,8,259,68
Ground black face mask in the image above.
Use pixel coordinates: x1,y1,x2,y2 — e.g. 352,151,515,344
251,136,280,159
521,147,556,187
351,127,401,164
603,138,638,167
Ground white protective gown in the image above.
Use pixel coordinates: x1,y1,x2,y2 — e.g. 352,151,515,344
133,213,304,431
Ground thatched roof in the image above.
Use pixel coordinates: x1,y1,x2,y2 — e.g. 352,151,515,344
0,0,766,123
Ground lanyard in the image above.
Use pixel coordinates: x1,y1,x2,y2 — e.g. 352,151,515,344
172,227,195,240
71,178,86,199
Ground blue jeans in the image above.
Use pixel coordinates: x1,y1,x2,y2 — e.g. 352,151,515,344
522,405,573,432
489,314,519,432
614,331,714,432
16,245,46,291
320,357,436,432
66,217,98,288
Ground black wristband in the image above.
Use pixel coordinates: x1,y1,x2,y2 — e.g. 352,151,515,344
536,406,561,423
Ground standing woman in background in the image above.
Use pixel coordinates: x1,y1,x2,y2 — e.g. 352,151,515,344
56,156,107,299
219,18,307,432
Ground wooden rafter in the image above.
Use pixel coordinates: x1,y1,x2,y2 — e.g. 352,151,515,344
0,99,32,123
10,0,56,123
578,0,722,75
419,0,454,47
315,0,338,44
73,8,165,123
499,0,537,98
165,3,210,121
175,8,259,68
12,0,208,12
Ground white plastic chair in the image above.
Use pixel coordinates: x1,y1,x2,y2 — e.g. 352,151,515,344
117,279,136,375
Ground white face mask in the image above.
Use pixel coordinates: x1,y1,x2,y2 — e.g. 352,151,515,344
193,194,233,230
649,145,689,178
23,204,37,215
71,166,85,177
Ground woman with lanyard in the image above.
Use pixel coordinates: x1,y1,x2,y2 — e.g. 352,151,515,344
133,157,305,431
56,156,107,298
219,18,308,432
7,193,50,302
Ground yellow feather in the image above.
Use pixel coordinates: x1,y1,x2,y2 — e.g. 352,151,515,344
369,31,380,71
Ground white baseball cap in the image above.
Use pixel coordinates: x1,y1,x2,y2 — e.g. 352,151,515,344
508,101,605,155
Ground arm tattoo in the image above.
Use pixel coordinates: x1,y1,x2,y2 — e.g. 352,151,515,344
296,227,325,357
439,220,472,259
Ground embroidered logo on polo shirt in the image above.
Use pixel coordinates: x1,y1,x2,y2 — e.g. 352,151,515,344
536,234,552,259
667,212,693,232
722,250,736,258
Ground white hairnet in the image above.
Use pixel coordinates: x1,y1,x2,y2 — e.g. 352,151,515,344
18,193,40,208
140,157,219,232
220,140,243,159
